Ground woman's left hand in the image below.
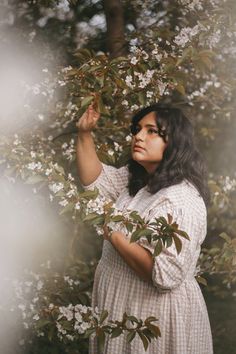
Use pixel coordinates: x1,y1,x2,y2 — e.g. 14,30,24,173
103,224,113,242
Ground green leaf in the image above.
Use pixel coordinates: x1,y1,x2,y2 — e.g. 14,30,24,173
219,232,231,243
36,319,51,329
127,331,136,343
175,83,186,96
81,96,94,108
165,235,173,248
154,239,163,257
144,316,158,324
138,91,146,106
48,325,55,341
79,189,99,199
167,213,173,224
110,56,129,65
127,315,139,323
176,47,192,66
157,216,167,225
100,310,108,324
97,329,106,353
112,215,124,222
130,229,141,243
138,331,149,351
25,175,46,184
111,327,123,338
59,202,75,215
174,229,190,240
129,211,144,223
172,234,182,254
196,276,207,286
84,327,96,338
54,165,65,175
97,96,110,115
146,324,161,338
83,213,100,222
126,223,134,233
91,216,105,226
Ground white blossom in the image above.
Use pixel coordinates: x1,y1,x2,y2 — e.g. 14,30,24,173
37,280,43,291
125,75,134,88
59,199,69,207
108,149,114,156
174,25,200,47
126,135,132,142
27,162,42,171
130,57,138,65
49,182,64,194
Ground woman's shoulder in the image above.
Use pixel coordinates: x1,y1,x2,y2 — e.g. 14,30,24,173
159,180,206,212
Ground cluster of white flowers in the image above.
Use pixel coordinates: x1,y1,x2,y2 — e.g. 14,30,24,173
114,142,123,153
75,201,81,210
130,104,140,112
205,30,222,49
22,75,56,102
130,56,139,65
62,138,76,161
10,266,96,345
62,101,80,129
27,161,43,171
125,75,134,88
61,66,73,73
13,134,21,146
151,45,163,62
134,69,155,89
12,270,45,336
56,304,99,339
178,0,203,11
37,0,73,28
49,182,64,194
85,195,110,216
187,72,222,102
121,99,129,107
174,25,200,47
59,199,69,207
221,176,236,193
64,276,80,288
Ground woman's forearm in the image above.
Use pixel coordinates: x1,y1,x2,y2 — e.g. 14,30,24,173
76,131,102,186
110,231,154,282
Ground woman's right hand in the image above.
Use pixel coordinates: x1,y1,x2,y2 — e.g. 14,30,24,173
76,104,101,133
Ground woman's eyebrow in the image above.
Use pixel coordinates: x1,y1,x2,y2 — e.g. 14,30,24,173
137,123,158,128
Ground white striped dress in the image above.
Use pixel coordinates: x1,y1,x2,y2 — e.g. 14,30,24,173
84,163,213,354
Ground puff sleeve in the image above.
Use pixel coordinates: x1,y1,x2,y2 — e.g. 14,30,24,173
82,163,129,201
137,196,206,291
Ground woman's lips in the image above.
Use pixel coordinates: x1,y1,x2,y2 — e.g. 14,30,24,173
133,145,145,151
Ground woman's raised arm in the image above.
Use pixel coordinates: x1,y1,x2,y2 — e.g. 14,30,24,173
76,104,102,186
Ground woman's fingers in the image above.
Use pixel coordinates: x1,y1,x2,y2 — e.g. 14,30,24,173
76,102,100,131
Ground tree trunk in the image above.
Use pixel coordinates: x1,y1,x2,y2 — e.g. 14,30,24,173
103,0,127,58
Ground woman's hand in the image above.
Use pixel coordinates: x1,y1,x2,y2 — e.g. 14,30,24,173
103,224,113,242
76,104,100,133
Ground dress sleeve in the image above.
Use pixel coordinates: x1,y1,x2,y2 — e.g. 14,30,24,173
82,163,129,201
137,196,204,291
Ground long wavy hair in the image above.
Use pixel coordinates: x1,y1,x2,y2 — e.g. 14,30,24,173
128,103,209,206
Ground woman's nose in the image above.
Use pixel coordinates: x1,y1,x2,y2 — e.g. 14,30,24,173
135,129,145,141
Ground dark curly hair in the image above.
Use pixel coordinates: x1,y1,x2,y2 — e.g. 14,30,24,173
128,103,209,206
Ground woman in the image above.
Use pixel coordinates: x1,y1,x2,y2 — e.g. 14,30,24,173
76,103,213,354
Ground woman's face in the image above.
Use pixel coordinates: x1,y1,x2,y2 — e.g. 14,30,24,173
131,112,168,174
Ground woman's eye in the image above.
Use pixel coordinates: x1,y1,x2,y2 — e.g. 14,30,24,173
148,128,159,134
